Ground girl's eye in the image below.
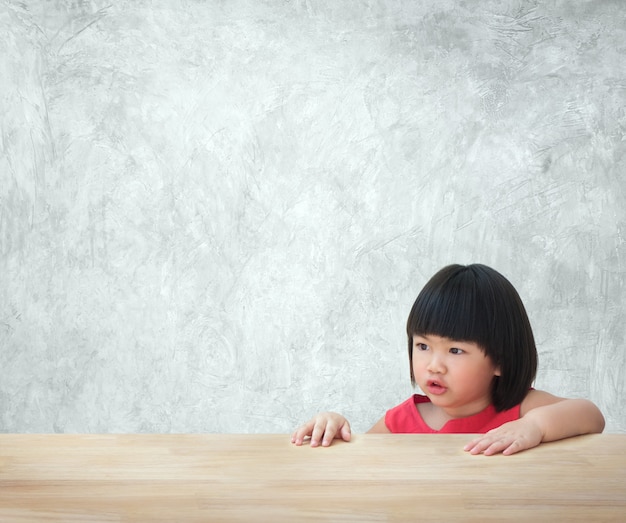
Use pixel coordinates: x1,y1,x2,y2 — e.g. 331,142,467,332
416,343,428,351
450,347,464,355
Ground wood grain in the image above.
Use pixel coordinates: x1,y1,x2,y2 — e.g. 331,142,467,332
1,434,624,522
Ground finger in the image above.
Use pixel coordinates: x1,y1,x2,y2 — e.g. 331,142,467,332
320,421,351,446
482,441,509,456
500,439,527,456
311,421,332,447
339,421,352,442
464,437,493,455
291,421,314,445
291,430,305,446
467,436,510,455
481,437,521,456
321,421,340,447
463,436,483,452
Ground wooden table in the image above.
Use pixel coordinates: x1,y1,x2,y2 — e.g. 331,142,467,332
0,433,624,522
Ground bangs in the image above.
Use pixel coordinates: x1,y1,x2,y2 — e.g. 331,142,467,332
407,266,495,348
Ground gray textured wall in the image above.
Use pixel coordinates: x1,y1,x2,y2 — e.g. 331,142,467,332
1,0,624,434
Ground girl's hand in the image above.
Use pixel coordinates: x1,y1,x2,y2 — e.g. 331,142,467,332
463,418,543,456
291,412,352,447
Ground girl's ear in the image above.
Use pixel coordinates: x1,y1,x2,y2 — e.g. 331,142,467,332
494,366,501,377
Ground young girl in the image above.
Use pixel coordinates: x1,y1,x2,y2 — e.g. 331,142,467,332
291,264,605,455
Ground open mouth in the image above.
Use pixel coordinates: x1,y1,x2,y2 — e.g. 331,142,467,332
427,380,447,395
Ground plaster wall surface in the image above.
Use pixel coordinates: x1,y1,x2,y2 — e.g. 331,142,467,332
1,0,624,434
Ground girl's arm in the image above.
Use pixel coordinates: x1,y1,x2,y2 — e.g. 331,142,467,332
521,389,606,440
464,389,605,456
367,416,391,434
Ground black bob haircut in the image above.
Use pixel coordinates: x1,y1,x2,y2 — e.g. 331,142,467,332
406,264,537,412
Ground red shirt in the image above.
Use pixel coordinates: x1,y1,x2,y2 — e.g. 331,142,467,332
385,394,521,433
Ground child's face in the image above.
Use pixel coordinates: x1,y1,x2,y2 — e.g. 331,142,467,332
411,334,501,418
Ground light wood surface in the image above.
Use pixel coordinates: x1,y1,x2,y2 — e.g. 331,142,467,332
0,433,624,522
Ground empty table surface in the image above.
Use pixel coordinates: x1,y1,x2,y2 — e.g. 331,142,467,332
0,433,624,522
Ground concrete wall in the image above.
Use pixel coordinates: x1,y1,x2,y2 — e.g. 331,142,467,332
1,0,624,434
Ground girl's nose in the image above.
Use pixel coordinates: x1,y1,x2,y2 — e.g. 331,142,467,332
427,354,445,374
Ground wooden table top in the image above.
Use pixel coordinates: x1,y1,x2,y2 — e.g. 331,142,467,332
0,433,624,522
